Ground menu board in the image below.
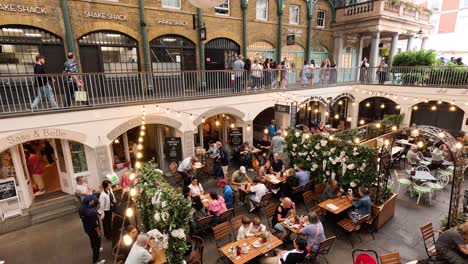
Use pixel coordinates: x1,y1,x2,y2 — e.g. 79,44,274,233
165,137,182,161
290,103,297,128
274,104,290,113
229,128,243,146
385,120,394,133
0,178,16,201
356,126,368,141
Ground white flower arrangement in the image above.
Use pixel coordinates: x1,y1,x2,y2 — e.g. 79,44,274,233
147,229,169,249
323,160,327,171
292,144,297,148
350,181,357,188
295,131,301,137
330,147,336,154
320,140,328,147
315,144,321,150
326,171,330,176
171,228,186,240
347,164,356,170
154,212,161,222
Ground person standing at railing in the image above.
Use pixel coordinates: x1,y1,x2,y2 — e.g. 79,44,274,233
320,58,331,85
300,60,310,87
251,59,263,90
279,60,288,89
263,58,271,89
63,52,82,108
31,55,59,110
233,55,245,92
329,60,338,85
360,57,369,83
377,59,388,85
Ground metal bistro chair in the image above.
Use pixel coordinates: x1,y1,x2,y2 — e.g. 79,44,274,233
379,252,401,264
307,236,336,264
412,182,433,205
416,165,430,172
420,222,438,261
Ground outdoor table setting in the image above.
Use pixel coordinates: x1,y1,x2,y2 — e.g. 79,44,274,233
262,174,287,185
319,196,353,214
249,148,262,154
420,157,453,167
405,170,437,181
219,234,283,264
391,146,404,156
397,139,415,146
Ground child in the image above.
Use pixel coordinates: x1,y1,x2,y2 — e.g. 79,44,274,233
250,217,267,236
237,216,253,240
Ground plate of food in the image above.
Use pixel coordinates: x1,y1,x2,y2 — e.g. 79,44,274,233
252,241,262,248
194,162,204,169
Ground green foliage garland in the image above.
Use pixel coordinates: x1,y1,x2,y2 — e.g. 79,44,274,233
135,162,192,264
285,130,378,189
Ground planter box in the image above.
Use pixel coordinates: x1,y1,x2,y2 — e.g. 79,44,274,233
372,193,398,230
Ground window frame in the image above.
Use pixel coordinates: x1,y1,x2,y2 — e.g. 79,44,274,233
317,10,326,28
289,5,300,25
256,0,269,21
161,0,181,10
215,0,230,16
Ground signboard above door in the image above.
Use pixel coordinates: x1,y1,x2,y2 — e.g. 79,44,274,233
274,104,291,113
286,34,295,46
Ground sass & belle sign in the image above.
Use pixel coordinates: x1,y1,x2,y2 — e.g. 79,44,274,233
83,11,128,21
157,18,188,27
0,3,47,14
0,128,86,152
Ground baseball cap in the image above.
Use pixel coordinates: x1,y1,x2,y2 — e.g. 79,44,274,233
240,166,246,173
217,179,227,186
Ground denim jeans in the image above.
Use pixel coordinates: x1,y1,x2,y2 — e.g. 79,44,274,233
31,83,58,109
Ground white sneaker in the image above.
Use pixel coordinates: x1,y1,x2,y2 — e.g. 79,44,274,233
94,260,106,264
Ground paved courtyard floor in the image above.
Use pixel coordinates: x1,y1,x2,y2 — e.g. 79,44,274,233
0,169,466,264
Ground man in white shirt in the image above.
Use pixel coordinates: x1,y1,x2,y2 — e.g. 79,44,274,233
76,176,92,198
251,59,263,89
247,179,268,213
177,157,197,187
125,233,154,264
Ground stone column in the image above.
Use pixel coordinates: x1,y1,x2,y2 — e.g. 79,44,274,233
276,0,284,63
357,36,365,80
333,34,344,67
421,37,429,50
241,0,248,57
369,31,381,82
243,120,254,145
388,32,399,66
406,35,415,51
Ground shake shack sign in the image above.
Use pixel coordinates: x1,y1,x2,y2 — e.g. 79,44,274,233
83,11,128,21
0,3,47,14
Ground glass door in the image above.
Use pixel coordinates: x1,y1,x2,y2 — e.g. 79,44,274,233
16,145,34,207
52,139,74,194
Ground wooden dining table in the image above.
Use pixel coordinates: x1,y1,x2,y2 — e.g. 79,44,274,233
219,236,283,264
318,196,353,214
280,217,303,234
262,174,287,185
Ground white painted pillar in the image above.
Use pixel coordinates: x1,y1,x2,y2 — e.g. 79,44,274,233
333,34,344,67
388,32,399,66
243,120,253,145
407,35,415,51
421,37,429,50
369,31,381,82
357,36,365,80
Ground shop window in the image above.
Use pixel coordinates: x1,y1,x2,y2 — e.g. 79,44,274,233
101,46,138,73
317,10,325,28
256,0,269,20
289,5,300,25
69,141,88,174
0,150,17,182
162,0,181,9
215,0,230,16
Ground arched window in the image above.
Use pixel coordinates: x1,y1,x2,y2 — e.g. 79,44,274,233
247,41,276,62
310,45,329,65
0,25,65,74
78,31,139,73
205,38,240,69
150,35,196,71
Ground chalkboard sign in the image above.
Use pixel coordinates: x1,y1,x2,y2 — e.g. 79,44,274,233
165,137,182,162
0,178,17,201
384,120,394,133
274,104,290,113
229,128,243,146
290,103,298,128
356,126,368,141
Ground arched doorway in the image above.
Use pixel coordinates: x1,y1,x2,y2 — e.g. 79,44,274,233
410,101,464,131
358,97,399,124
297,96,328,128
111,124,181,172
247,41,276,62
253,107,275,142
281,44,304,84
205,38,240,70
0,25,66,74
150,35,196,71
330,95,355,129
78,30,139,73
342,46,358,82
309,45,328,65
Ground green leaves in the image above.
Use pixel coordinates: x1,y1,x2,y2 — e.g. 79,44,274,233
392,50,437,66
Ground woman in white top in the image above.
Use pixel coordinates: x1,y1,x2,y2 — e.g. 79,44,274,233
301,60,310,87
188,178,204,197
98,180,113,240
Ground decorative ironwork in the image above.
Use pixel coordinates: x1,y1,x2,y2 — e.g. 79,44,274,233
331,92,355,106
205,38,239,50
375,141,392,204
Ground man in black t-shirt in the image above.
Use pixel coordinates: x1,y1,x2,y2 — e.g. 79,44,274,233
259,238,307,264
257,135,271,164
31,55,58,109
436,229,468,263
271,153,285,175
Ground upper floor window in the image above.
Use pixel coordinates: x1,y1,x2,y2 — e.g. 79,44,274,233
317,10,325,28
289,5,300,25
256,0,269,20
215,0,230,16
162,0,181,9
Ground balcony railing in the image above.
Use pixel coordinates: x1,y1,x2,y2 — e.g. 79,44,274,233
336,0,431,23
0,66,466,116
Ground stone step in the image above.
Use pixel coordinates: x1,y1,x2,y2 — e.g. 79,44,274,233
29,195,78,216
31,205,78,225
